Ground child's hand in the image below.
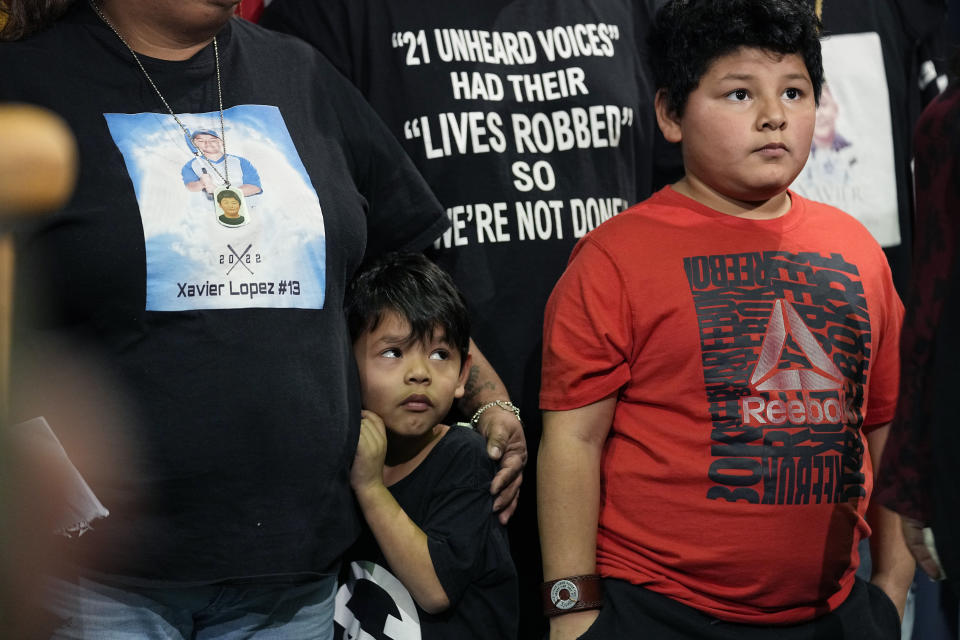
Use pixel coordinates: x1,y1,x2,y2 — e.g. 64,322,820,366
350,410,388,492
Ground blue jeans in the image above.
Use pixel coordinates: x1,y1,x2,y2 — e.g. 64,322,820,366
45,575,337,639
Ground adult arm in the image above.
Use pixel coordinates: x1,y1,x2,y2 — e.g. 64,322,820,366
865,423,916,619
539,396,616,640
459,339,527,523
350,411,450,613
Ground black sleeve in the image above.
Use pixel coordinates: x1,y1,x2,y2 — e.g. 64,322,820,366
299,41,447,257
260,0,358,82
422,430,499,606
337,85,448,255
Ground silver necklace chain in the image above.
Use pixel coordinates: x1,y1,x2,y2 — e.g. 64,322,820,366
88,0,231,188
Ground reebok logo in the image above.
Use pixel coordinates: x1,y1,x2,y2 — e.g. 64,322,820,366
742,299,846,427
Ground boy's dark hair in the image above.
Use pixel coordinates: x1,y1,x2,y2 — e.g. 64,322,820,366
649,0,824,117
346,252,470,366
217,189,240,203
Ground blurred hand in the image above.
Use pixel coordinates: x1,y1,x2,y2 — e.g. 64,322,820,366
901,516,945,581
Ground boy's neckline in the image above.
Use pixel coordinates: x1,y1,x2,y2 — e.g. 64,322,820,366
671,176,793,220
383,424,451,487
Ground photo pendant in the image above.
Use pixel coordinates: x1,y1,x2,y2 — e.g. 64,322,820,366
213,186,249,228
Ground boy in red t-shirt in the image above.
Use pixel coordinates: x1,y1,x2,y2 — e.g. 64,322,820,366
537,1,914,639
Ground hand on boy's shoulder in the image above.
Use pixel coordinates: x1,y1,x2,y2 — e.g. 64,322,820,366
350,410,388,492
470,410,526,523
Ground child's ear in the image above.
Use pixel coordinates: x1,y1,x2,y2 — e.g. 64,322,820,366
454,353,472,399
655,89,683,144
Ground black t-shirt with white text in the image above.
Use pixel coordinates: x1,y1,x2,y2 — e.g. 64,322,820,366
261,0,661,422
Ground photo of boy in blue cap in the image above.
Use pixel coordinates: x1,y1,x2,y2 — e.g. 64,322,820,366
182,128,263,201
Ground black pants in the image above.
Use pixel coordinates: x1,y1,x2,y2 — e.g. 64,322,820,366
573,578,900,640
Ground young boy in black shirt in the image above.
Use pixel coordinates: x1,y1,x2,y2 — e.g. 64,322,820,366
338,252,518,639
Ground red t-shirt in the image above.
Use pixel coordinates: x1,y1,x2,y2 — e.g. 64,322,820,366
541,187,902,624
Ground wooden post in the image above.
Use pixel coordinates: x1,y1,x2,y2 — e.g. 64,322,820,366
0,105,78,420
